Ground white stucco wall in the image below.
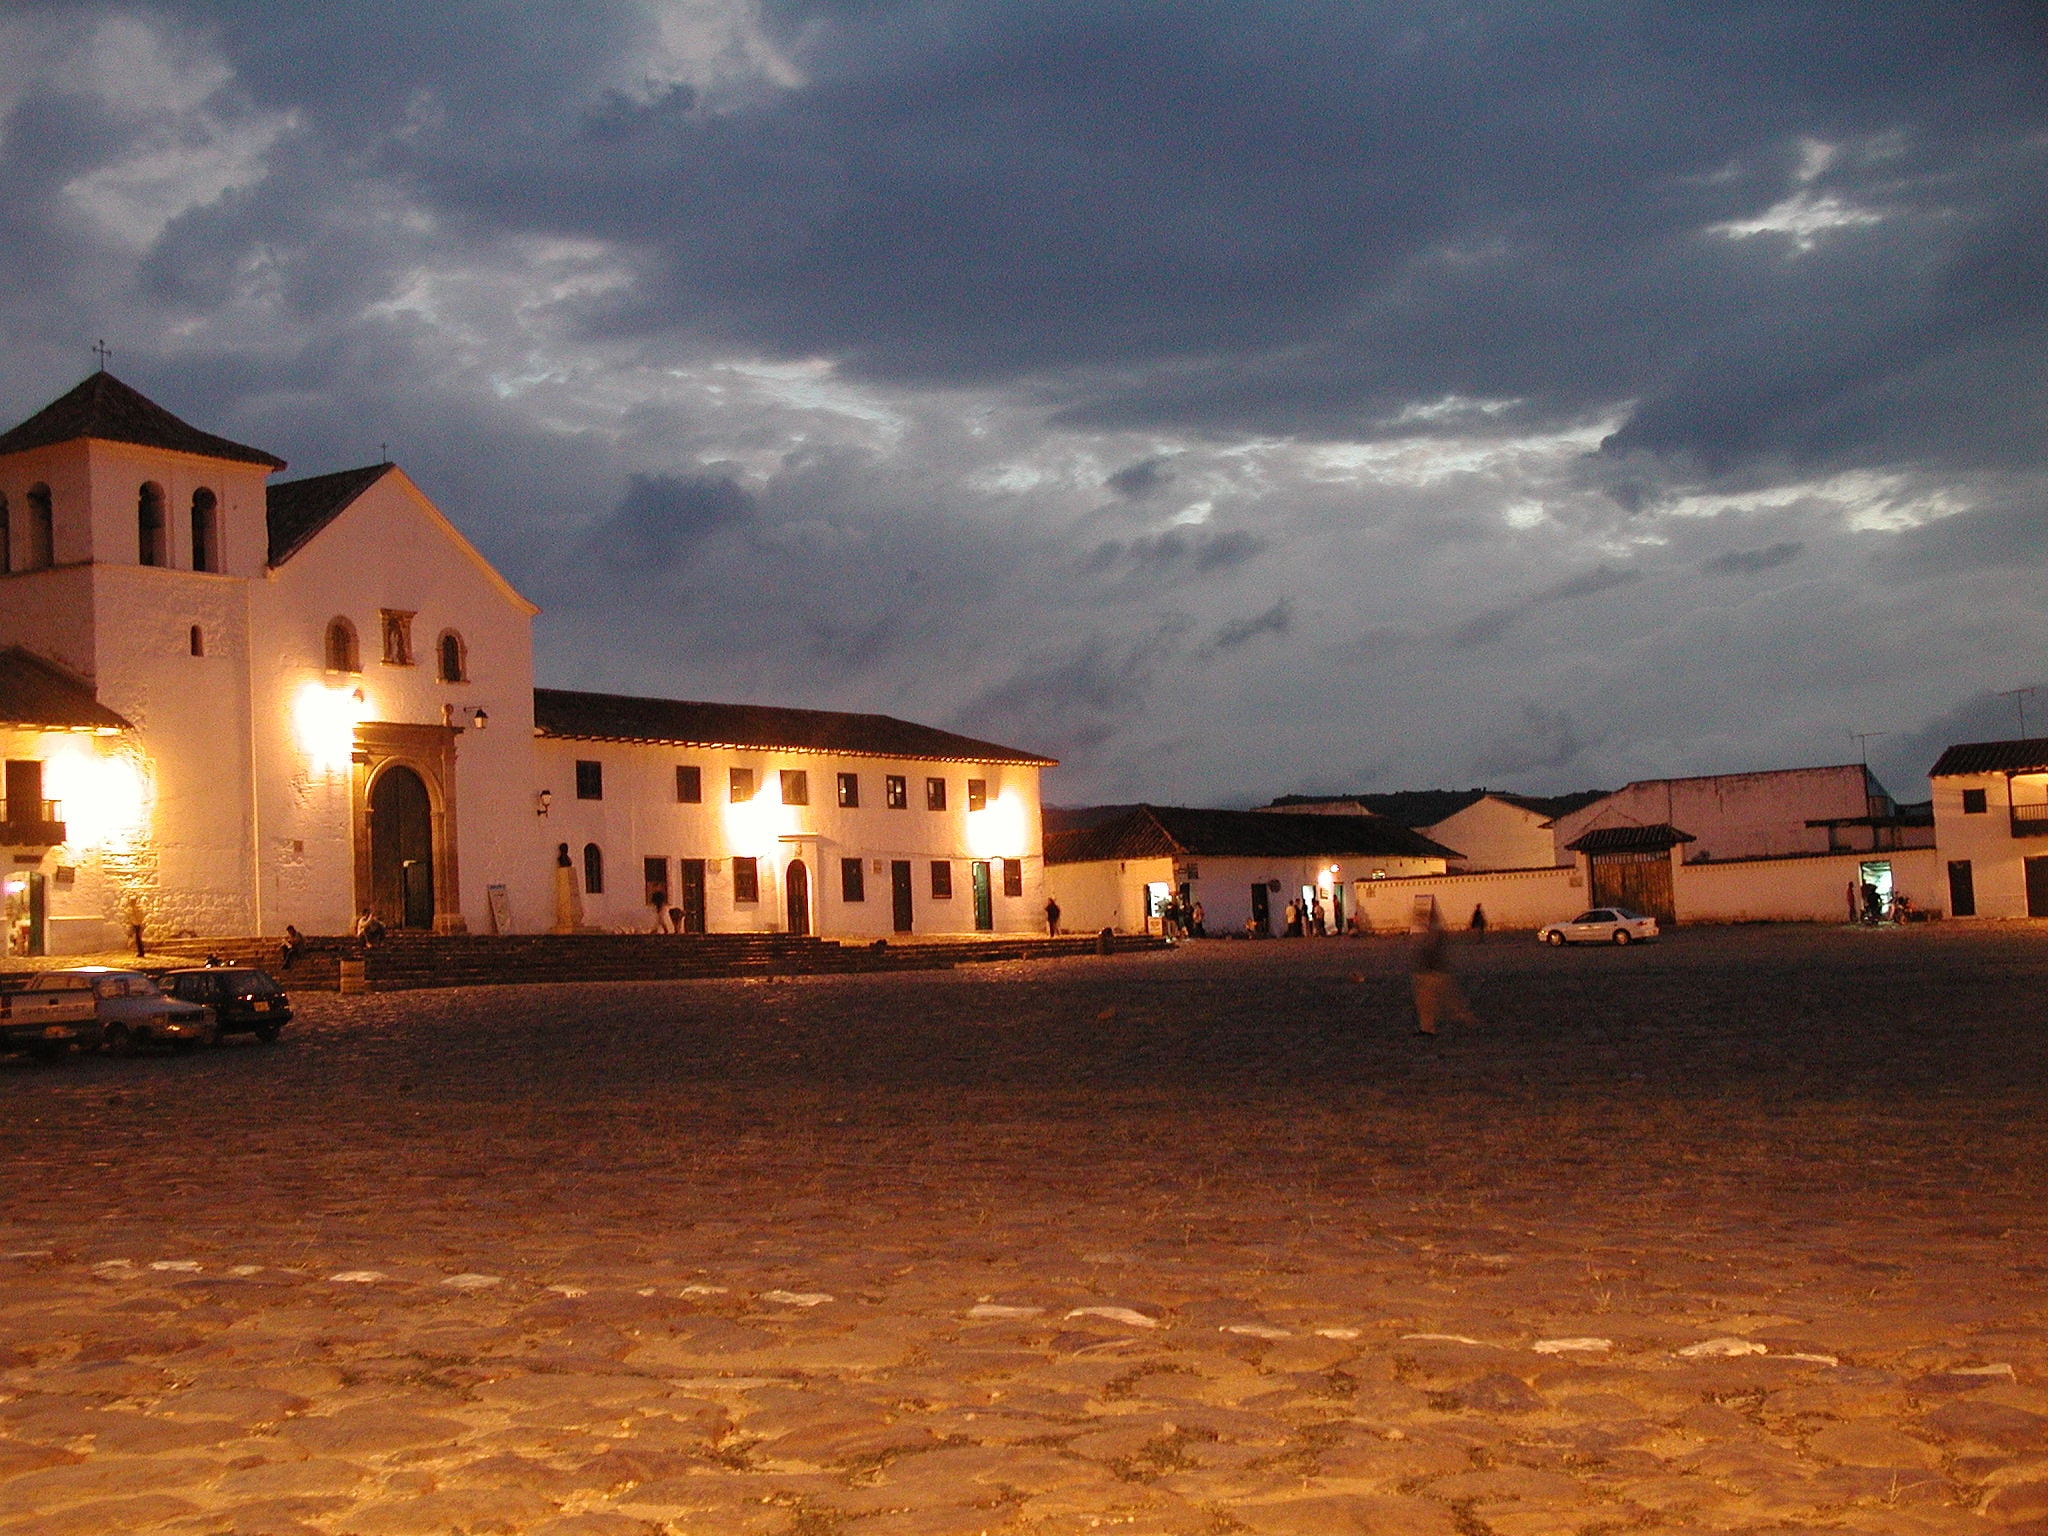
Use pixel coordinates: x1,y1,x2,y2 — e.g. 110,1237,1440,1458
1677,848,1942,924
1422,796,1561,871
532,742,1046,937
1047,851,1446,936
254,470,542,936
1354,865,1586,932
1552,765,1880,864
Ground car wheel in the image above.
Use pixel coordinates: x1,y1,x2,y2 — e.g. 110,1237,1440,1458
1543,930,1564,946
1613,929,1632,945
254,1024,281,1044
103,1024,134,1057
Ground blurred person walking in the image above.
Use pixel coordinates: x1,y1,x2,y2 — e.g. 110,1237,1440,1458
1412,905,1478,1037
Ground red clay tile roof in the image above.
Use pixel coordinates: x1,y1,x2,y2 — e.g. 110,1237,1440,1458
267,464,392,565
0,648,130,731
1929,739,2048,777
1564,823,1696,854
1046,805,1458,865
0,373,286,469
533,688,1056,766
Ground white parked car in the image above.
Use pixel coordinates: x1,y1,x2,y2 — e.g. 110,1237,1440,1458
52,969,216,1054
1538,909,1660,946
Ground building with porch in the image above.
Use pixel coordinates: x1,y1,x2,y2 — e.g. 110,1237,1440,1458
1928,739,2048,919
0,372,1052,954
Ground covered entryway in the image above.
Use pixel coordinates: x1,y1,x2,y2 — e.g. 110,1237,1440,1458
370,766,435,929
351,722,464,934
785,858,811,936
1567,823,1693,927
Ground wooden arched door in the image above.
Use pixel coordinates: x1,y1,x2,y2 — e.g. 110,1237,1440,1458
785,859,811,936
370,766,435,929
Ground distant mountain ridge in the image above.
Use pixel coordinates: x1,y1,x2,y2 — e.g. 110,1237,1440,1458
1265,787,1610,828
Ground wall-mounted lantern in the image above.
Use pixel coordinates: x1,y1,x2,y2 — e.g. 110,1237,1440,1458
536,789,553,817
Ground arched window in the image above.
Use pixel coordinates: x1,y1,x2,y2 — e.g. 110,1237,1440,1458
138,482,168,566
437,630,467,683
0,492,10,575
324,617,360,673
582,842,605,895
25,484,53,570
190,488,219,572
189,625,204,657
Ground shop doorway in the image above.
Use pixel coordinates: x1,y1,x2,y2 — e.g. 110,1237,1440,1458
1249,883,1270,935
971,860,994,931
891,860,914,932
2027,857,2048,919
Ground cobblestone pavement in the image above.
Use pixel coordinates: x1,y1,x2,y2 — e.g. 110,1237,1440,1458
6,924,2048,1536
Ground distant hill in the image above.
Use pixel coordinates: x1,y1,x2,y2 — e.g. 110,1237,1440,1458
1266,787,1609,828
1043,803,1148,834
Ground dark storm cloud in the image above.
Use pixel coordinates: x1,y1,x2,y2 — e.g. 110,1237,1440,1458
1449,565,1641,649
1701,541,1805,576
1214,599,1291,650
1082,527,1268,579
599,471,756,570
1473,704,1594,778
1106,456,1173,499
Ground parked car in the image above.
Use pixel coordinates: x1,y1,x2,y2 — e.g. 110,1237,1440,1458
1538,908,1661,946
162,967,292,1042
58,968,216,1054
0,972,103,1060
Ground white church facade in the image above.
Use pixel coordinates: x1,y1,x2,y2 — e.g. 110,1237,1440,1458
0,373,1052,955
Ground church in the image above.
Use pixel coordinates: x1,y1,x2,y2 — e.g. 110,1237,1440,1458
0,373,1053,956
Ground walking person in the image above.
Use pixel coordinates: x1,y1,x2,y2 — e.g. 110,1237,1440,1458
1411,905,1478,1037
1045,896,1061,936
648,887,670,933
1470,903,1488,942
1189,900,1205,938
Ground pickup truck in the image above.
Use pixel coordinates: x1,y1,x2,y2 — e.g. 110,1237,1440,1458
0,972,103,1060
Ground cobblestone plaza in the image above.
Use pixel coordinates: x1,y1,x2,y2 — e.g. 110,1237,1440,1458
5,927,2048,1534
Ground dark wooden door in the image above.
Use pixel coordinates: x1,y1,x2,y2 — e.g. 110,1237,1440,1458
970,860,993,931
786,859,811,936
2027,857,2048,919
1250,883,1269,934
1948,859,1976,917
679,859,707,932
369,767,434,928
1588,851,1674,925
890,860,913,933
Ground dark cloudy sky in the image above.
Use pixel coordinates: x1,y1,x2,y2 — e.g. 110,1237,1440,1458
4,2,2045,804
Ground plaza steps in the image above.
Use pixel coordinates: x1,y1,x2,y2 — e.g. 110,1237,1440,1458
146,930,1165,993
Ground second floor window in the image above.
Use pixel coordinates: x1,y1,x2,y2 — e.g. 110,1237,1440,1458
437,631,466,682
926,777,947,812
575,760,603,799
967,779,988,812
190,489,219,572
885,774,908,809
730,767,755,802
676,765,701,803
381,609,415,666
781,769,809,805
1962,788,1988,814
837,772,860,808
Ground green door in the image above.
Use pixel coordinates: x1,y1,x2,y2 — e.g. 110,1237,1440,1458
970,860,993,931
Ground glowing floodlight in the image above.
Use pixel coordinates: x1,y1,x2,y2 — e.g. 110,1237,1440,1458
42,742,148,851
966,786,1027,858
296,682,365,777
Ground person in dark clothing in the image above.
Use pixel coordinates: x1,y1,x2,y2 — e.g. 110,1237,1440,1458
1045,896,1061,936
279,924,304,970
1470,903,1488,941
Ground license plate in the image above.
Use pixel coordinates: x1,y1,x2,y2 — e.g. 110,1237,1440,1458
253,1001,270,1011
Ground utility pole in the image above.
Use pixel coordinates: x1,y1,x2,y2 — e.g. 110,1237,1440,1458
1849,730,1887,766
1997,687,2036,740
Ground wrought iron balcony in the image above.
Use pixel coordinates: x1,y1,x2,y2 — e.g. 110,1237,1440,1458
0,798,65,847
2012,809,2048,838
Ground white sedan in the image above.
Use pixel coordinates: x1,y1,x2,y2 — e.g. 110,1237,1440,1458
1539,908,1660,946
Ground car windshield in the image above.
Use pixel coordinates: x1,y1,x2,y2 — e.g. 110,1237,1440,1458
216,971,281,996
93,974,161,999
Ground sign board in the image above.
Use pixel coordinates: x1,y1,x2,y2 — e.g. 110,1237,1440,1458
486,883,512,935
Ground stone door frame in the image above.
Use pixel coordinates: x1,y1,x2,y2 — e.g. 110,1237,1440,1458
352,721,465,934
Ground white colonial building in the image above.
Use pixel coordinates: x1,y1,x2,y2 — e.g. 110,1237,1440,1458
0,373,1052,955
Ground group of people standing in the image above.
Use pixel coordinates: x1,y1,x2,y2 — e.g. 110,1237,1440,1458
1159,895,1206,939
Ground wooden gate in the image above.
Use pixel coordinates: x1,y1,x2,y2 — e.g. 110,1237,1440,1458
1589,850,1675,924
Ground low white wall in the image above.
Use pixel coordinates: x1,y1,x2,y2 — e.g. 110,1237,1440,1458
1676,847,1943,923
1353,865,1585,932
1044,857,1170,935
